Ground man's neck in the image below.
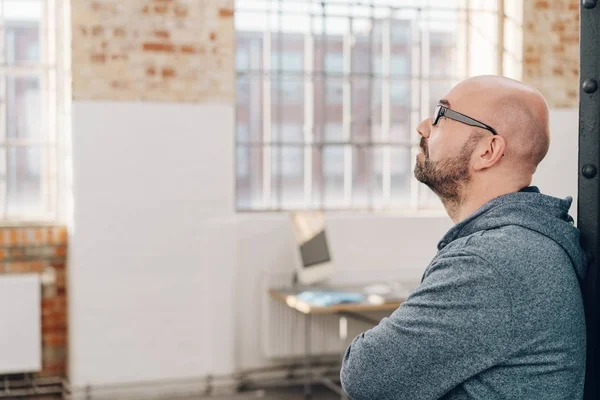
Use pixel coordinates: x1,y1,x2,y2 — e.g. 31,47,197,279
443,181,528,224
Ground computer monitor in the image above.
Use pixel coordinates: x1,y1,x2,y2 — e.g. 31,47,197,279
290,212,334,285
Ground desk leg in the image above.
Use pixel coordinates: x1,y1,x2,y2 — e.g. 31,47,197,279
304,313,312,399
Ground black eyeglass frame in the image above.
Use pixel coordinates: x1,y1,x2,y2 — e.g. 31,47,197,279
433,105,498,136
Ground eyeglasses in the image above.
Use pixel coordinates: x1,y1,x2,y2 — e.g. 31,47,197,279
433,105,498,135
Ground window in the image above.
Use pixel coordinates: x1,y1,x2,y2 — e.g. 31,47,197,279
235,0,505,211
0,0,68,220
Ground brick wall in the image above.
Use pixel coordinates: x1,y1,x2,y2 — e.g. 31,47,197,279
522,0,579,108
71,0,234,102
0,226,68,377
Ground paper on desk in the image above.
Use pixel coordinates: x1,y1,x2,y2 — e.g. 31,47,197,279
296,291,365,307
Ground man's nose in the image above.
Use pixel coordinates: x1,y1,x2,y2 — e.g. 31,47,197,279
417,117,432,139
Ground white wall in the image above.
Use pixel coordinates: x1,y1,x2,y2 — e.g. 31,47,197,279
533,109,580,220
69,101,234,388
68,106,579,389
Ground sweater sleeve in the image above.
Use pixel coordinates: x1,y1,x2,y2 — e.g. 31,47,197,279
340,251,513,400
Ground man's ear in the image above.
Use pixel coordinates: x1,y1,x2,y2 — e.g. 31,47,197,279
473,136,505,171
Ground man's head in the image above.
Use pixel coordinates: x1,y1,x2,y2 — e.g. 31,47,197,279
414,75,550,205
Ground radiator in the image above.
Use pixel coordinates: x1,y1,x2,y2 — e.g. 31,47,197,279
260,272,367,360
0,274,42,374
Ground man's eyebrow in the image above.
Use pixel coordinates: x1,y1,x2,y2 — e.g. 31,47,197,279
439,99,451,107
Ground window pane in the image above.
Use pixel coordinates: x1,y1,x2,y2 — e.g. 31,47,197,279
314,145,345,208
272,145,304,208
468,11,498,76
352,145,376,208
391,121,411,144
271,78,304,142
352,19,377,75
7,76,41,140
271,50,304,73
236,31,263,72
314,76,343,143
430,31,456,78
7,146,43,217
236,75,263,142
352,123,371,144
372,146,385,208
5,0,41,65
326,77,343,105
391,80,410,108
325,52,344,74
236,145,264,210
324,122,343,142
390,147,412,206
272,123,303,143
272,78,304,106
390,80,411,143
352,77,372,124
429,80,455,117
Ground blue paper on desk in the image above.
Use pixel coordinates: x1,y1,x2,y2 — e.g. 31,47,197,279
296,291,365,307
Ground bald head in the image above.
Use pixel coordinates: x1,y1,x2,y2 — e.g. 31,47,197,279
449,75,550,173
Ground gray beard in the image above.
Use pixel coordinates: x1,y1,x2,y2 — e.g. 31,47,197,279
414,134,482,204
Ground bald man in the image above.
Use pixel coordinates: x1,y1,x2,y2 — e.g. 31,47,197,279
340,76,586,400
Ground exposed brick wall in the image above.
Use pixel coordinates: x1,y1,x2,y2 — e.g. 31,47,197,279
0,226,68,377
522,0,579,108
72,0,234,102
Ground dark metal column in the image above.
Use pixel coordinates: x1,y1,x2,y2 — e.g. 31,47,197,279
579,1,600,399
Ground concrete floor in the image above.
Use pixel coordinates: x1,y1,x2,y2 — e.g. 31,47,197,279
213,386,340,399
177,384,341,400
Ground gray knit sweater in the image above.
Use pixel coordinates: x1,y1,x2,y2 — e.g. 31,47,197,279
340,187,587,400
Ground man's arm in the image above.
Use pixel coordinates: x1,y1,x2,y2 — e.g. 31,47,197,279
340,251,513,400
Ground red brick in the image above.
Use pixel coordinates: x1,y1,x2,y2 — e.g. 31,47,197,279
30,262,44,273
147,66,157,76
219,8,234,18
181,45,196,54
8,229,17,245
35,228,44,244
174,5,188,17
535,0,549,9
111,54,128,62
154,30,170,39
7,262,28,272
162,67,176,79
92,25,104,36
91,53,106,63
50,261,65,270
552,22,565,32
57,228,67,244
154,4,168,14
56,270,67,289
46,228,55,244
560,33,579,44
19,230,28,244
114,27,126,37
143,42,175,52
42,298,55,310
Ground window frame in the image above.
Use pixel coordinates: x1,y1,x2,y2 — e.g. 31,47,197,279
235,0,506,212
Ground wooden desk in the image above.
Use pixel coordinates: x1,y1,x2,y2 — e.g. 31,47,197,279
268,288,403,315
268,285,412,399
